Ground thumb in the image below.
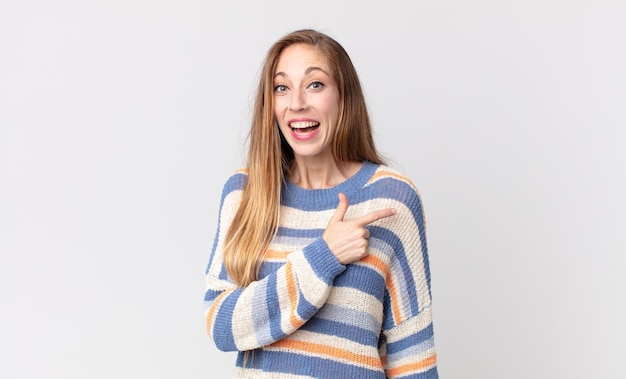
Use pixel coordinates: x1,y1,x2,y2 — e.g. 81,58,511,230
329,193,349,223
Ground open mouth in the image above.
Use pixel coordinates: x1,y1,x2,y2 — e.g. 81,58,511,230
290,121,320,134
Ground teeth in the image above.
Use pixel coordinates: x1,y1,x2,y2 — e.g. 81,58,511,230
290,121,319,129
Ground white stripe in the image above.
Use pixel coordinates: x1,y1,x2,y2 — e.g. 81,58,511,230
327,286,384,326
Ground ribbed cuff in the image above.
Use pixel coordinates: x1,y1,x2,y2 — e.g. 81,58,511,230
302,238,346,284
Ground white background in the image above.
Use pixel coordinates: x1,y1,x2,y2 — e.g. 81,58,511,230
1,1,625,378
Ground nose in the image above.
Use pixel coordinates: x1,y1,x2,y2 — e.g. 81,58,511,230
288,90,308,111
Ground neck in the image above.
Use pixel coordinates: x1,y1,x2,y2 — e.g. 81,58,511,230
289,155,362,189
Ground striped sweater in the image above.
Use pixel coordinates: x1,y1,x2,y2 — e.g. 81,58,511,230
204,162,438,378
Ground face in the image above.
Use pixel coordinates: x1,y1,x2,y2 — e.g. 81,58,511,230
273,44,341,161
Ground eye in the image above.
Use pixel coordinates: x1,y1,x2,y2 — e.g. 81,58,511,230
309,81,325,90
274,84,288,93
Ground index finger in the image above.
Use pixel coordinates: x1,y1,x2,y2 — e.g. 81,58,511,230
353,208,396,227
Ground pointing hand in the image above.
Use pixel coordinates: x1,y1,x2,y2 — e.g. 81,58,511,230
322,193,396,265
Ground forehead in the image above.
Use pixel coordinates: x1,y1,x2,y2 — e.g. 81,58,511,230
274,44,330,74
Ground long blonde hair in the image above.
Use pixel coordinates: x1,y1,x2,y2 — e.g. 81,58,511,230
223,29,384,287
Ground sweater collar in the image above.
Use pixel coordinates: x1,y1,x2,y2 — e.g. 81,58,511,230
281,161,379,209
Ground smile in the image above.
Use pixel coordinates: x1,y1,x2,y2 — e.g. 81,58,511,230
289,121,320,141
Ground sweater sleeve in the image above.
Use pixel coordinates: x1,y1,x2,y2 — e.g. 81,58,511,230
203,175,346,352
379,183,438,378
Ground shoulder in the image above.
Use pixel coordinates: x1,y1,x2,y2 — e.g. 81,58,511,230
364,164,424,207
220,168,248,196
217,168,248,209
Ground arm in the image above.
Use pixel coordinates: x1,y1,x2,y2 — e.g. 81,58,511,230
203,175,346,352
379,184,438,378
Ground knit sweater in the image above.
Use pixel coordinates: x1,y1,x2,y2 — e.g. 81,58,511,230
204,162,438,378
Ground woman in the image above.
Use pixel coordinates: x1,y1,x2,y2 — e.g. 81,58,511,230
204,29,438,378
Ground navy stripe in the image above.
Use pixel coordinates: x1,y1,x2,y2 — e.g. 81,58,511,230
295,287,318,319
386,324,434,354
334,264,386,299
400,366,439,379
224,171,247,192
206,172,246,276
258,261,286,278
203,288,221,302
276,226,324,238
212,290,241,351
371,227,420,316
301,317,379,346
236,349,385,379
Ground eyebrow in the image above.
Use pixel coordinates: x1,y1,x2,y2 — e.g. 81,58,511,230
274,66,329,78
